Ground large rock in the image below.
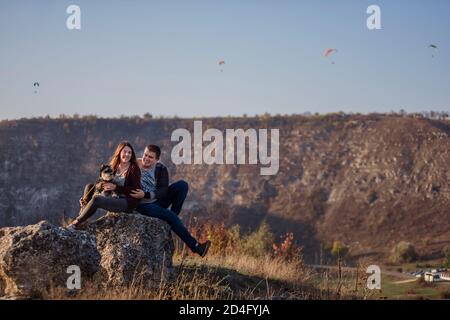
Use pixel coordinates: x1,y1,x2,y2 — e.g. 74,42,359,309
86,212,175,288
0,221,99,298
0,213,175,298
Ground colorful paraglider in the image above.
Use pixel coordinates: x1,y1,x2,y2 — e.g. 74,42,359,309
324,48,338,64
428,44,438,58
218,59,225,72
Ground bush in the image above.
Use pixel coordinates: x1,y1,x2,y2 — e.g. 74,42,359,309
143,112,153,120
442,245,450,267
272,233,304,265
188,220,240,256
389,241,417,264
241,221,274,258
187,218,303,262
330,241,349,258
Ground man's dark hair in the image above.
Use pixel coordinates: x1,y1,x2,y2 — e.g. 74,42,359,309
145,144,161,159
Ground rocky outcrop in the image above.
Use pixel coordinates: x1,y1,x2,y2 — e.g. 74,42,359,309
0,213,175,298
86,212,175,288
0,221,99,298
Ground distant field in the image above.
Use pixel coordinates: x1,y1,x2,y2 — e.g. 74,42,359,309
376,274,450,300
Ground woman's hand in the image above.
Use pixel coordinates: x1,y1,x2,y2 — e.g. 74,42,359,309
103,183,116,191
130,189,145,199
79,197,87,207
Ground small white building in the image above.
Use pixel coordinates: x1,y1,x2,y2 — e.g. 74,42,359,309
424,271,450,283
424,272,440,283
440,272,450,282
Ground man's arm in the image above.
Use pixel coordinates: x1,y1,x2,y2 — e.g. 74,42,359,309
143,164,169,200
137,158,143,169
154,165,169,199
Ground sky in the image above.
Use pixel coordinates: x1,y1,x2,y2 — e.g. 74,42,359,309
0,0,449,119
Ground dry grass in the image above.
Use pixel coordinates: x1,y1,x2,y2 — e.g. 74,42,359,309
40,218,370,300
44,265,234,300
41,251,370,300
181,251,308,284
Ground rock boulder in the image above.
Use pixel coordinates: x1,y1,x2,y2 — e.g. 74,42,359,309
0,221,99,298
86,212,175,288
0,212,175,298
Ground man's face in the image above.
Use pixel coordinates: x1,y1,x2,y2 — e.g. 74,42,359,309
142,149,158,167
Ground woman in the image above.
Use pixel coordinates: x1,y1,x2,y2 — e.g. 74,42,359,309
67,141,141,230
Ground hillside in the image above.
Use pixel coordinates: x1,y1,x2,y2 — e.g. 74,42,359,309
1,113,449,262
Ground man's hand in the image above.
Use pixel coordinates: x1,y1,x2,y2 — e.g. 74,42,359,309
103,183,116,191
130,189,145,199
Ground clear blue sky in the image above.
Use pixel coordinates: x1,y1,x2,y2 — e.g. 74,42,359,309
0,0,449,119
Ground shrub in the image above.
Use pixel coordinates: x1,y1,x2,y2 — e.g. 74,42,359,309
186,218,303,263
272,232,303,263
330,241,349,258
187,219,239,257
241,221,274,258
143,112,153,120
442,245,450,267
389,241,417,264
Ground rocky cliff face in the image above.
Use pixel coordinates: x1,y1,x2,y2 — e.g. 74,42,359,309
0,213,174,298
0,114,449,261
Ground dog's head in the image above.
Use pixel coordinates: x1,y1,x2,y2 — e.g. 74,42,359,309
99,164,114,182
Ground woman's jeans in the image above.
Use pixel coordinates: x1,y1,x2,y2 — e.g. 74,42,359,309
136,203,198,251
77,183,129,223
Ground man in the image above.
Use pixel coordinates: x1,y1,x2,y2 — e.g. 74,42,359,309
132,144,187,215
130,144,210,257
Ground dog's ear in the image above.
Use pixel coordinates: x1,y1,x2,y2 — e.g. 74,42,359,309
99,164,108,172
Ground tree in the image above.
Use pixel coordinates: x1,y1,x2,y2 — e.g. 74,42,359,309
442,245,450,267
143,112,153,120
331,240,349,259
389,241,417,264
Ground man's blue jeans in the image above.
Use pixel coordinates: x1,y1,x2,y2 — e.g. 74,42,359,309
136,180,197,250
153,180,189,215
136,202,197,250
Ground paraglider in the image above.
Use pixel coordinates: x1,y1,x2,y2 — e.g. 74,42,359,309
428,44,438,58
324,48,338,64
218,59,225,72
33,82,40,94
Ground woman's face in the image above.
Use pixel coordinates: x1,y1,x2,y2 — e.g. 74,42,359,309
120,146,132,164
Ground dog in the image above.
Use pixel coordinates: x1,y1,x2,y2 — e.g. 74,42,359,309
94,164,119,198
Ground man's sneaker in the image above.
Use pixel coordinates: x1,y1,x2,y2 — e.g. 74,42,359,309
194,240,211,257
